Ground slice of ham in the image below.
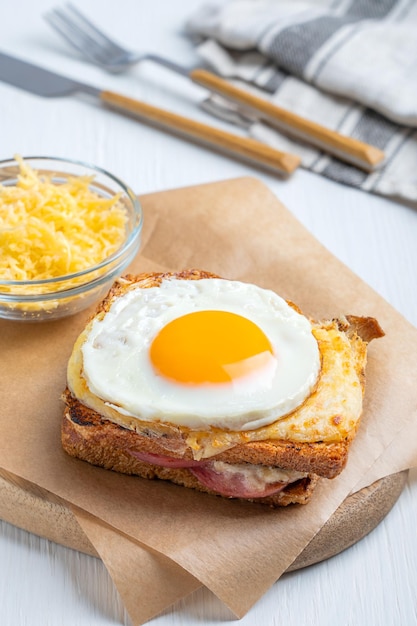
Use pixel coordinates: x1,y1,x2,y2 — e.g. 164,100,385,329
128,450,289,498
190,463,288,499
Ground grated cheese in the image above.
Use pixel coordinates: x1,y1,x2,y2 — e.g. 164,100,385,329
0,156,127,284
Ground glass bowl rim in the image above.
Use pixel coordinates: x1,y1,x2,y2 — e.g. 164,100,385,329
0,155,143,289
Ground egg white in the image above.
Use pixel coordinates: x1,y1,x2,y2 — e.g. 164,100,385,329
81,278,320,431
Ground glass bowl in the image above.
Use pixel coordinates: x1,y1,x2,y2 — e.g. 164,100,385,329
0,156,143,321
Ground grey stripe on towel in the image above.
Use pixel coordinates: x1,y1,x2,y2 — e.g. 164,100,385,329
263,0,398,77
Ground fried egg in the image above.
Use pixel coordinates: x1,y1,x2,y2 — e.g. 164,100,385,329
80,277,320,431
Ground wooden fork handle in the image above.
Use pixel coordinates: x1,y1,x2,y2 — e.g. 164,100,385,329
189,69,385,172
100,90,301,176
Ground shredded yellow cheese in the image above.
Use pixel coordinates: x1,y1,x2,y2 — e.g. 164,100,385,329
0,156,127,284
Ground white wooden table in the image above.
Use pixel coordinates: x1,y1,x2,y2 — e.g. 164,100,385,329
1,1,416,624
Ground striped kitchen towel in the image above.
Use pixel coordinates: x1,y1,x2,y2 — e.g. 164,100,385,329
187,0,417,204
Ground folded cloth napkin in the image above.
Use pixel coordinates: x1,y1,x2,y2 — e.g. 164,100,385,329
187,0,417,204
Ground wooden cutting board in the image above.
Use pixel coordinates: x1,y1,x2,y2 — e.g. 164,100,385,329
0,468,407,572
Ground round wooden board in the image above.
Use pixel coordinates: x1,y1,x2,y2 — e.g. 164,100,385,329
0,470,408,572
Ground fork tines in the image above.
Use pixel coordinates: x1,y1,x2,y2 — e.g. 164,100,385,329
45,3,126,67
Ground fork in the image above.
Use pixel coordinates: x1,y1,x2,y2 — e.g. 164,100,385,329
45,3,189,76
45,4,385,171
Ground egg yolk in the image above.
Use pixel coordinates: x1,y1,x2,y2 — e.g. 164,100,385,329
149,310,275,384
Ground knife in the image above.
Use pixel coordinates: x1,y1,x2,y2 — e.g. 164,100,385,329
0,51,300,177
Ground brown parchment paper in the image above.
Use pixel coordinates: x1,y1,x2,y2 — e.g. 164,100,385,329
1,177,417,625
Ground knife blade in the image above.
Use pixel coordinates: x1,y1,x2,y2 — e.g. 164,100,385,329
0,51,300,176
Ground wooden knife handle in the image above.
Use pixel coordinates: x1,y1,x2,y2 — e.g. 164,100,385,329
100,90,301,176
190,69,385,171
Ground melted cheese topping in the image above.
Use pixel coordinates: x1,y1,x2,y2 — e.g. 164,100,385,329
67,312,367,459
0,156,126,286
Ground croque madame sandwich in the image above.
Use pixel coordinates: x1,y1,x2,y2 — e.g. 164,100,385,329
62,270,384,506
